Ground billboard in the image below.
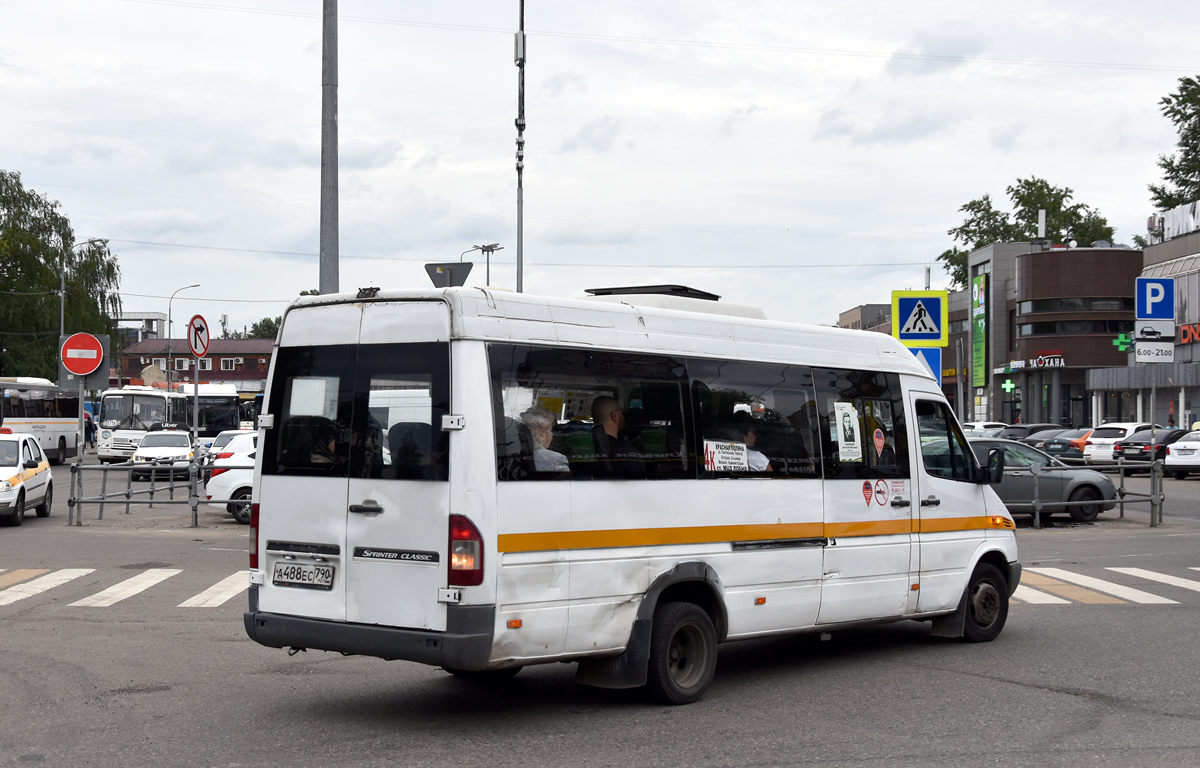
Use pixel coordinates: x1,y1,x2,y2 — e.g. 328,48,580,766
971,275,987,388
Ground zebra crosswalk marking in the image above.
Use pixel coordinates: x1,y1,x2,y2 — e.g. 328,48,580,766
0,569,94,606
179,572,248,608
1012,585,1070,604
1021,571,1124,604
69,569,182,607
1027,567,1178,604
0,569,48,590
1107,568,1200,593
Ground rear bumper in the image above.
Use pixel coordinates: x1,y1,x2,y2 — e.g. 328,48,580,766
243,592,495,670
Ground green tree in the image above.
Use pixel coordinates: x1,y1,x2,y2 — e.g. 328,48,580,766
248,316,281,339
1149,75,1200,211
0,170,122,378
936,177,1115,289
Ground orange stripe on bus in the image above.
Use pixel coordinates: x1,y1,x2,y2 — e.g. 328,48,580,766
497,516,1013,553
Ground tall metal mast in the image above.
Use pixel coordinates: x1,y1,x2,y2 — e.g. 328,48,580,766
319,0,339,295
514,0,526,293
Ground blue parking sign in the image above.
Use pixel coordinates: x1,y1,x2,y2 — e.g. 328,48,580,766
1136,277,1175,320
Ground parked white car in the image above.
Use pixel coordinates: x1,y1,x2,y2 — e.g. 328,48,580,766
205,432,256,524
1083,422,1157,465
1165,431,1200,479
202,429,253,481
131,429,194,480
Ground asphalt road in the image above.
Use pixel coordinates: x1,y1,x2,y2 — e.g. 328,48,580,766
2,460,1199,768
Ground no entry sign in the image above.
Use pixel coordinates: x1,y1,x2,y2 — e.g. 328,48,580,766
60,333,104,376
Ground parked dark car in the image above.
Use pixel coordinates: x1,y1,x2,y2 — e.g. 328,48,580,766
1113,428,1191,468
998,423,1060,441
968,437,1117,522
1042,428,1093,464
1022,428,1071,450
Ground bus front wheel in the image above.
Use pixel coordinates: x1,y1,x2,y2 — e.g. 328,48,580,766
645,601,717,705
962,563,1008,643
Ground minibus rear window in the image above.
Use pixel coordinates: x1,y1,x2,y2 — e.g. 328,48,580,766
262,345,356,477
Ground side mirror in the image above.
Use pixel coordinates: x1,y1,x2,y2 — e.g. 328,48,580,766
24,459,39,470
977,448,1004,484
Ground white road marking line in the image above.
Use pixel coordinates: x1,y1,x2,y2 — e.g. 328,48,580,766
69,569,182,607
179,571,248,608
0,569,94,606
1109,567,1200,593
1012,585,1070,604
1027,567,1178,604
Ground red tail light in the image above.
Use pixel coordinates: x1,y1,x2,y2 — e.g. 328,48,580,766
449,514,484,587
1166,447,1171,455
210,467,229,478
249,503,260,570
216,452,234,460
1084,441,1093,446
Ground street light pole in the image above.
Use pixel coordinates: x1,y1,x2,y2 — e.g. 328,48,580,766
167,284,200,387
514,0,526,293
61,239,100,337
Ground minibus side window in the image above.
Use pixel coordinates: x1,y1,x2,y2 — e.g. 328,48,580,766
487,344,691,481
262,345,356,477
914,400,976,482
812,368,910,480
351,343,450,482
688,359,819,478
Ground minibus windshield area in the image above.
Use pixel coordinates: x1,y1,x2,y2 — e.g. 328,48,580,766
262,343,450,480
100,395,169,430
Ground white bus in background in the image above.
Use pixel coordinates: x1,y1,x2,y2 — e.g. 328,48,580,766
96,385,189,463
184,383,242,441
244,286,1015,704
0,377,81,464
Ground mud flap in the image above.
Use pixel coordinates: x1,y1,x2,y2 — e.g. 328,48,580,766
574,619,652,689
929,587,968,639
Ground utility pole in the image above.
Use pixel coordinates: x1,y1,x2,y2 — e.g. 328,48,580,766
514,0,526,293
319,0,339,295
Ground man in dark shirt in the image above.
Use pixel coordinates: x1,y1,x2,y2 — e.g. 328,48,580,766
590,395,644,477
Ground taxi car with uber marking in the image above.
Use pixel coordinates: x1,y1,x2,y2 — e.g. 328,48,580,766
0,427,53,526
130,424,195,480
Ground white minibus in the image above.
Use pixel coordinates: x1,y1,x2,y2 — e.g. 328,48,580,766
0,377,82,464
244,286,1016,704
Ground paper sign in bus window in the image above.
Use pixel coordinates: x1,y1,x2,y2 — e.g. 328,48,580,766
704,439,749,471
834,402,863,462
290,377,339,419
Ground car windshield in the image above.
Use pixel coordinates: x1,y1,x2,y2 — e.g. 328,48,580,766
0,441,18,466
211,432,241,449
139,433,190,448
1054,428,1089,440
1090,427,1129,439
1175,432,1200,443
1028,430,1062,440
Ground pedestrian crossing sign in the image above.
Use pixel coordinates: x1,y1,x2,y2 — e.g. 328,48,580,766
892,290,949,347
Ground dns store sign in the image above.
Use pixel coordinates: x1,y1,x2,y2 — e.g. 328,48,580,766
1179,324,1200,344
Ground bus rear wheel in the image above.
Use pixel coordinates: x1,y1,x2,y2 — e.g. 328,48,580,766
51,437,66,466
645,601,717,705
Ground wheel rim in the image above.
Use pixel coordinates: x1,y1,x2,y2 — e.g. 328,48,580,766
969,578,1001,630
44,486,51,511
15,495,24,523
1077,489,1098,516
666,621,708,689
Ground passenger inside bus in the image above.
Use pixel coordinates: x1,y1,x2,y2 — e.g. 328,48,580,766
589,395,645,477
730,414,772,472
520,406,569,472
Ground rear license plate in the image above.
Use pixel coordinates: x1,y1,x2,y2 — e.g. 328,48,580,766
272,562,335,590
1179,449,1195,456
1047,445,1063,451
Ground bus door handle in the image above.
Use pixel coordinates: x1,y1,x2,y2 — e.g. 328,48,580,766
349,500,384,514
891,498,910,508
920,496,941,507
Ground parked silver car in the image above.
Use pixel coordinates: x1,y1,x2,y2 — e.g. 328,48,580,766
967,437,1117,522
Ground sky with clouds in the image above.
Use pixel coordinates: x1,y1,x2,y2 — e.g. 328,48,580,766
2,0,1197,334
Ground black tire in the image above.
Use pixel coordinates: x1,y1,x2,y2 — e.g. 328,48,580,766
5,492,25,527
227,488,253,524
441,666,521,681
50,437,66,466
35,482,52,518
1068,485,1101,523
645,601,718,705
1174,471,1188,481
962,563,1008,643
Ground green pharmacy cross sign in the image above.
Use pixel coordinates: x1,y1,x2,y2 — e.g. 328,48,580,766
1002,379,1016,393
1113,333,1133,352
